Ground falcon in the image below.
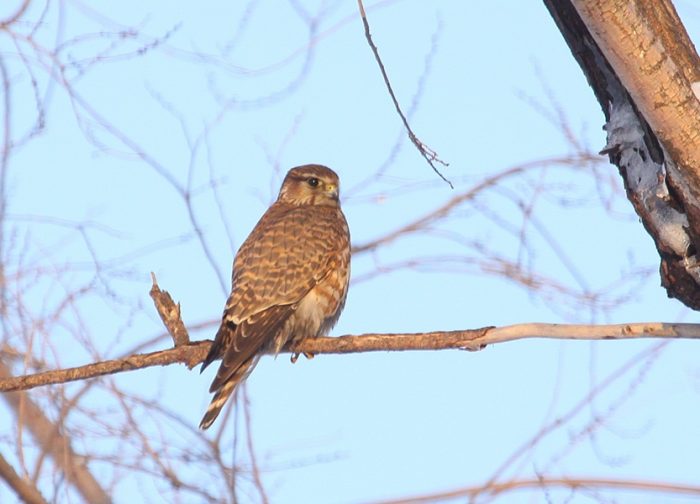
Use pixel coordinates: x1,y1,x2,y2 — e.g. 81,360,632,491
199,164,351,430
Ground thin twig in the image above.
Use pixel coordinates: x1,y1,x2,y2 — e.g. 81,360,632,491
242,386,269,504
0,0,31,28
356,0,451,187
351,156,596,254
479,341,665,494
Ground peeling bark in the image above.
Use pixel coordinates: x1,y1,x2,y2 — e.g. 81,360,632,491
544,0,700,309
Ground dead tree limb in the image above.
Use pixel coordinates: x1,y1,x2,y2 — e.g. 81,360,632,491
149,272,190,347
2,322,699,393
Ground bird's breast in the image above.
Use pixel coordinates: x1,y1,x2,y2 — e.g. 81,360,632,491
291,268,348,341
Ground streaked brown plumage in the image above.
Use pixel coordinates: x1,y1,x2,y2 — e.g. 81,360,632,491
199,164,351,429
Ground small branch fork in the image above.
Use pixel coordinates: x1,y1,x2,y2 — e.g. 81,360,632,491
356,0,452,188
1,275,699,393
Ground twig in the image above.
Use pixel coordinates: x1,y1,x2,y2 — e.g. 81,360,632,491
479,340,665,493
351,156,598,254
352,164,527,254
356,0,452,187
242,386,269,504
0,0,31,28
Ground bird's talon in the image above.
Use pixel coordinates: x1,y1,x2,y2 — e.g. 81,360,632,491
303,352,315,360
291,352,300,364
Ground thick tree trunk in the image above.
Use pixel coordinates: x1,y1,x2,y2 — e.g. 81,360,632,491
543,0,700,309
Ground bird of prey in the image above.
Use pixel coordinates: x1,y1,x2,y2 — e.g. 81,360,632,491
199,164,351,430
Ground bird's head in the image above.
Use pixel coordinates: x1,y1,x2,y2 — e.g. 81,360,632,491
278,164,341,207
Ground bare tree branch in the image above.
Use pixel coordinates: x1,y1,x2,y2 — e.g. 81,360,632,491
0,361,111,504
480,340,665,493
3,278,699,393
2,319,699,393
375,476,700,504
351,158,587,254
0,0,31,29
0,342,210,392
0,452,47,504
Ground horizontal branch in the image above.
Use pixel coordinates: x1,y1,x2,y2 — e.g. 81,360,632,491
1,322,699,393
0,342,211,393
377,476,700,503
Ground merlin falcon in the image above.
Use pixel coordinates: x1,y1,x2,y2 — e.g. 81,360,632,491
199,164,351,429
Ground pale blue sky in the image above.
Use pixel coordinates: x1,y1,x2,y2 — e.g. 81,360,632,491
2,1,700,502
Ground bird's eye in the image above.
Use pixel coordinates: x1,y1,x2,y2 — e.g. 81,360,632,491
307,177,319,187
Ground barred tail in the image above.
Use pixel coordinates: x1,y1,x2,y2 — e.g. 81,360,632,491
199,358,258,430
199,380,237,430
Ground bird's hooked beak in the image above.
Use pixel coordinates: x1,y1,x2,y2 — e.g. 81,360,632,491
326,183,339,200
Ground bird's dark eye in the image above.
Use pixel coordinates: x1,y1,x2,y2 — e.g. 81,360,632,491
307,177,319,187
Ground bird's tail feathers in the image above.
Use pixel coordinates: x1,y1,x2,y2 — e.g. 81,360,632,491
199,357,256,430
199,380,237,430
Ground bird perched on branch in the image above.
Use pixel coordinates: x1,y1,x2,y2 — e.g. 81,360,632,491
199,164,351,429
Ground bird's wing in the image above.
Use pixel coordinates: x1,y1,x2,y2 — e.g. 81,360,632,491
207,304,293,392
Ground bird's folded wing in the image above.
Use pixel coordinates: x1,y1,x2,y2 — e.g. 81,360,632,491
208,304,294,393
